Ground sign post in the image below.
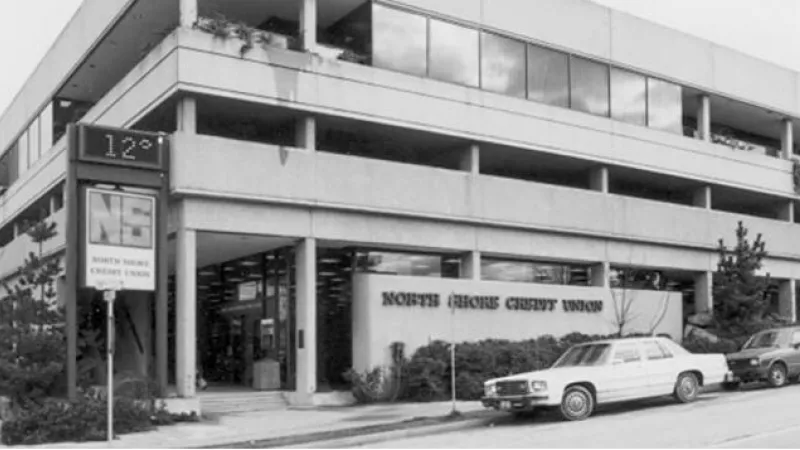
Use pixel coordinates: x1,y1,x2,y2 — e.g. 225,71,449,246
98,280,122,444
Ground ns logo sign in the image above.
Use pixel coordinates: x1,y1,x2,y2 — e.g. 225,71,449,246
87,189,155,249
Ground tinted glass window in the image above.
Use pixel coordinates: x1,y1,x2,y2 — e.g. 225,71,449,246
612,342,642,363
648,78,682,134
611,68,646,126
570,57,609,117
429,19,479,87
372,4,428,77
480,32,526,97
527,44,569,107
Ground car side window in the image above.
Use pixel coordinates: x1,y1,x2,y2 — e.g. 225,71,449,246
791,331,800,348
643,341,672,360
612,343,642,363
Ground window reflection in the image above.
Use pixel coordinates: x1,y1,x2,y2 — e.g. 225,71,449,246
611,68,646,126
648,78,683,134
481,259,591,286
429,19,479,87
372,4,427,77
527,44,569,107
570,57,610,117
480,32,526,97
356,251,460,278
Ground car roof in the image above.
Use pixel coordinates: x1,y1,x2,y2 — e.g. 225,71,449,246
577,336,667,346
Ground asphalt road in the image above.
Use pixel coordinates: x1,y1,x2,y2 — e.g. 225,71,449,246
360,383,800,448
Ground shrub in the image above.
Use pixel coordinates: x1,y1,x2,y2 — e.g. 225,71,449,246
343,367,401,404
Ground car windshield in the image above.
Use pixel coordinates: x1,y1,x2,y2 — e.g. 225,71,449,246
552,343,611,368
743,331,780,349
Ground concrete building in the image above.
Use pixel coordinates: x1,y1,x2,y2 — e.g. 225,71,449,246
1,0,799,409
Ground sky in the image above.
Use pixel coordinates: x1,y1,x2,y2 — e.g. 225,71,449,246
0,0,799,118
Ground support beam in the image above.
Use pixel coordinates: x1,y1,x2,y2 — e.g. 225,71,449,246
179,0,198,28
779,279,797,322
177,97,197,134
461,251,481,280
299,0,317,51
175,226,197,398
782,118,794,160
589,166,609,193
693,271,713,314
295,116,316,151
459,144,480,174
697,94,711,141
295,238,317,404
692,186,712,209
778,201,795,223
591,262,610,288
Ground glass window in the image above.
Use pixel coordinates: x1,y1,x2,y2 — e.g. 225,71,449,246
648,78,682,134
552,344,611,368
28,120,39,167
643,341,671,360
428,18,479,87
480,32,525,97
527,44,569,107
356,251,449,277
612,342,642,363
611,68,646,126
481,258,591,286
372,4,428,77
570,57,609,117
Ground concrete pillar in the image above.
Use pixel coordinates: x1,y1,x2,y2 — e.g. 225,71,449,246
460,251,481,280
782,119,794,159
295,238,317,403
693,271,713,314
299,0,317,51
179,0,198,28
697,94,711,141
459,144,480,174
177,97,197,134
591,262,610,288
779,279,797,322
692,186,712,209
295,116,316,150
49,194,57,216
589,166,609,193
176,227,197,398
778,201,795,222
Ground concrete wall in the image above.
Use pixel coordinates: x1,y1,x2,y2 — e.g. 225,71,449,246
351,273,682,372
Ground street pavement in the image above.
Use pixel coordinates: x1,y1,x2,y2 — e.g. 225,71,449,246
360,384,800,448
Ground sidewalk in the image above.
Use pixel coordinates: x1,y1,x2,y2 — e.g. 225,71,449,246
4,401,491,449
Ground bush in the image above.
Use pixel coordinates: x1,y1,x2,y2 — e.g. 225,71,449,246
343,367,403,404
681,334,739,354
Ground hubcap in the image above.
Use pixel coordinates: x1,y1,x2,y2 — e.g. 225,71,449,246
680,377,696,398
565,392,588,416
771,367,785,384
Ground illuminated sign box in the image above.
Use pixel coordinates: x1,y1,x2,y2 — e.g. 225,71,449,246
78,125,164,170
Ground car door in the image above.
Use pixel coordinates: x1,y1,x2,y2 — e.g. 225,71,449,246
641,339,677,396
596,341,650,403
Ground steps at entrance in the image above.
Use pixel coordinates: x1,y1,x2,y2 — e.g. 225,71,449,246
200,391,288,415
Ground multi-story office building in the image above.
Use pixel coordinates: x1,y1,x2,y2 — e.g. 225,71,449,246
1,0,799,409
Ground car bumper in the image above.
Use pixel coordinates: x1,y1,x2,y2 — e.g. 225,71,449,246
481,395,552,411
728,367,769,383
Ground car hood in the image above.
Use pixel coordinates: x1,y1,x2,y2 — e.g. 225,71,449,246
727,347,778,359
488,365,600,384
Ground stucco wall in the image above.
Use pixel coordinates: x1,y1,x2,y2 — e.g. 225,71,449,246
351,273,682,371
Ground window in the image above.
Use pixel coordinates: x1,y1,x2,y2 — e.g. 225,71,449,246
372,4,428,77
612,342,642,363
611,68,646,126
527,44,569,107
480,32,526,97
355,251,460,278
791,331,800,347
643,341,672,360
428,18,479,87
570,57,610,117
480,258,592,286
647,78,682,134
552,344,611,368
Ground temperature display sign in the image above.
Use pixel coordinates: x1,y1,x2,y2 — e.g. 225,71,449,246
79,125,164,170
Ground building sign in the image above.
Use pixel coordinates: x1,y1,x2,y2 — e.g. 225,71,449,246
381,291,603,313
79,125,164,170
84,187,156,291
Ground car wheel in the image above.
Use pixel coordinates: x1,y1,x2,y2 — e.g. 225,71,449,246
559,385,594,421
767,363,788,388
673,372,700,403
722,381,740,391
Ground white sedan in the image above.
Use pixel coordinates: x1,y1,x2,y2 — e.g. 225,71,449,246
481,337,732,421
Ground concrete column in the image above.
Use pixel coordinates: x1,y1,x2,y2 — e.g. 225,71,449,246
591,262,610,288
179,0,198,28
177,97,197,134
782,119,794,159
176,227,197,398
779,279,797,322
589,166,609,193
295,238,317,403
693,271,713,314
778,201,795,222
295,116,316,151
692,186,712,209
49,194,57,216
697,94,711,141
459,144,480,174
299,0,318,51
460,251,481,280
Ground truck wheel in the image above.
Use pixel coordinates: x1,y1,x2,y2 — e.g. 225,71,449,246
559,385,594,421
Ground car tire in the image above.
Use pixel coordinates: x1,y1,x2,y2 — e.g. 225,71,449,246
673,372,700,403
559,385,594,421
722,381,740,391
767,363,788,388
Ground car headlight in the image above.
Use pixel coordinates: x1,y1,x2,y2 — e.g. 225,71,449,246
750,358,759,366
484,383,497,397
530,380,548,392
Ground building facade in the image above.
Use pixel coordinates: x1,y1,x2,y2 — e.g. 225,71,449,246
1,0,800,408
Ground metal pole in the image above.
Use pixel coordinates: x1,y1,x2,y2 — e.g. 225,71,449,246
450,291,457,414
106,290,116,444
